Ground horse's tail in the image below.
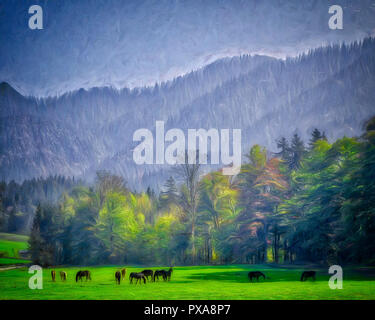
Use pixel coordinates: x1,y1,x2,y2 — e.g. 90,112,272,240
76,272,80,282
300,273,305,282
88,271,91,280
261,272,266,279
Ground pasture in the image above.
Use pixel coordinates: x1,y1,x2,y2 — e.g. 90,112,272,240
0,265,374,300
0,233,30,265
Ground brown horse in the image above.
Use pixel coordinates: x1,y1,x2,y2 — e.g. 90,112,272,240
76,270,92,282
115,271,121,285
121,268,126,280
60,271,67,281
51,270,56,282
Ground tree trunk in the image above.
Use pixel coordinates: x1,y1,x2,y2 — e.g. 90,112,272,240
206,237,210,264
274,233,280,264
263,224,268,263
191,222,196,265
283,240,288,263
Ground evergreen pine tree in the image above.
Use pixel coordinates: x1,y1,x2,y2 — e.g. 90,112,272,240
309,128,324,149
7,205,18,233
28,204,43,265
288,133,306,170
159,177,179,210
275,137,290,161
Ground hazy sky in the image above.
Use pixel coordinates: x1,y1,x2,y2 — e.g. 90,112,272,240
1,0,375,96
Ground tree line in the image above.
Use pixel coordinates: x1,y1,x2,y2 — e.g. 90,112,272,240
23,116,375,266
0,176,79,233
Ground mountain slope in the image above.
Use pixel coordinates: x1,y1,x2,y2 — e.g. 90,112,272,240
1,38,374,190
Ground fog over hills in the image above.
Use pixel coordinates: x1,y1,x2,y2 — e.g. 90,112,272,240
1,0,375,97
1,38,375,191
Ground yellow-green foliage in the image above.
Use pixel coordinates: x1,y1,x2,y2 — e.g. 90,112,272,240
96,192,143,254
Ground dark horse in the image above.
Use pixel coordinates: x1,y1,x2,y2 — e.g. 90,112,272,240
153,268,173,282
51,270,56,282
248,271,266,282
153,270,167,282
300,271,316,282
141,270,154,281
115,271,121,285
76,270,92,282
165,268,173,281
121,268,126,280
129,272,146,284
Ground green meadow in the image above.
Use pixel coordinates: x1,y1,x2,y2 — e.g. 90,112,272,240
0,233,30,265
0,265,374,300
0,233,373,300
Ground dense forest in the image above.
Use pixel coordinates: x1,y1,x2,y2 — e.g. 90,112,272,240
7,115,370,267
0,176,79,233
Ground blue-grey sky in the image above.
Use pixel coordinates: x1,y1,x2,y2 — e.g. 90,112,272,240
1,0,375,96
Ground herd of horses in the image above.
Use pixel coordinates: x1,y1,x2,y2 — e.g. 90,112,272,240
247,270,316,282
50,268,317,284
50,270,67,282
50,267,174,285
118,268,173,284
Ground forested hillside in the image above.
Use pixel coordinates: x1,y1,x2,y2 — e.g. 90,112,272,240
1,38,375,190
26,117,375,266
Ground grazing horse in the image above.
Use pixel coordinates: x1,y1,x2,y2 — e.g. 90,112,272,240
121,268,126,280
141,270,153,281
129,272,146,284
300,271,316,282
248,271,266,282
165,268,173,281
153,270,166,282
76,270,92,282
115,271,121,285
60,271,67,281
51,270,56,282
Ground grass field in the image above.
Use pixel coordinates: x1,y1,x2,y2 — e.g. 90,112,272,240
0,264,374,300
0,258,31,265
0,233,29,265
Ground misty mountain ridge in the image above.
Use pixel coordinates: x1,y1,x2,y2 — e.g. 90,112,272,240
1,38,375,191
